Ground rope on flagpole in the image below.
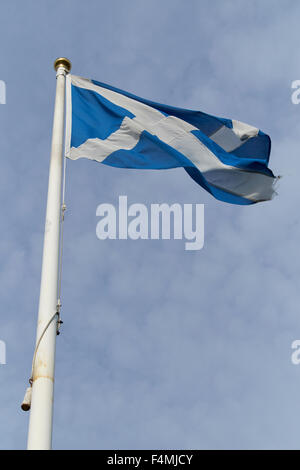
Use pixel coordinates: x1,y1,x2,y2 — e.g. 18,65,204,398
56,151,68,334
29,312,60,386
21,311,59,411
22,109,69,413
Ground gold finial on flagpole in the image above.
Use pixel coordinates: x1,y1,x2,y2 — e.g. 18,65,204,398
54,57,72,72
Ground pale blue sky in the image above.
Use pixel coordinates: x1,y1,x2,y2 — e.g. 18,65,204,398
0,0,300,449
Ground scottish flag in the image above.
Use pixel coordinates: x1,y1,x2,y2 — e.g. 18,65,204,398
65,75,276,205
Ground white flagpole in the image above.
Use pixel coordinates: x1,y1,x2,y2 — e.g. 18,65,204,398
26,58,71,450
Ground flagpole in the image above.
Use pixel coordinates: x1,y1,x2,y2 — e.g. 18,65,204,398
26,58,71,450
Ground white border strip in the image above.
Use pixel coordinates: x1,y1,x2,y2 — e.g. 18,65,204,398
65,73,72,157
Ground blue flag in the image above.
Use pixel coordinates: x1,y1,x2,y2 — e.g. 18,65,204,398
65,75,276,205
